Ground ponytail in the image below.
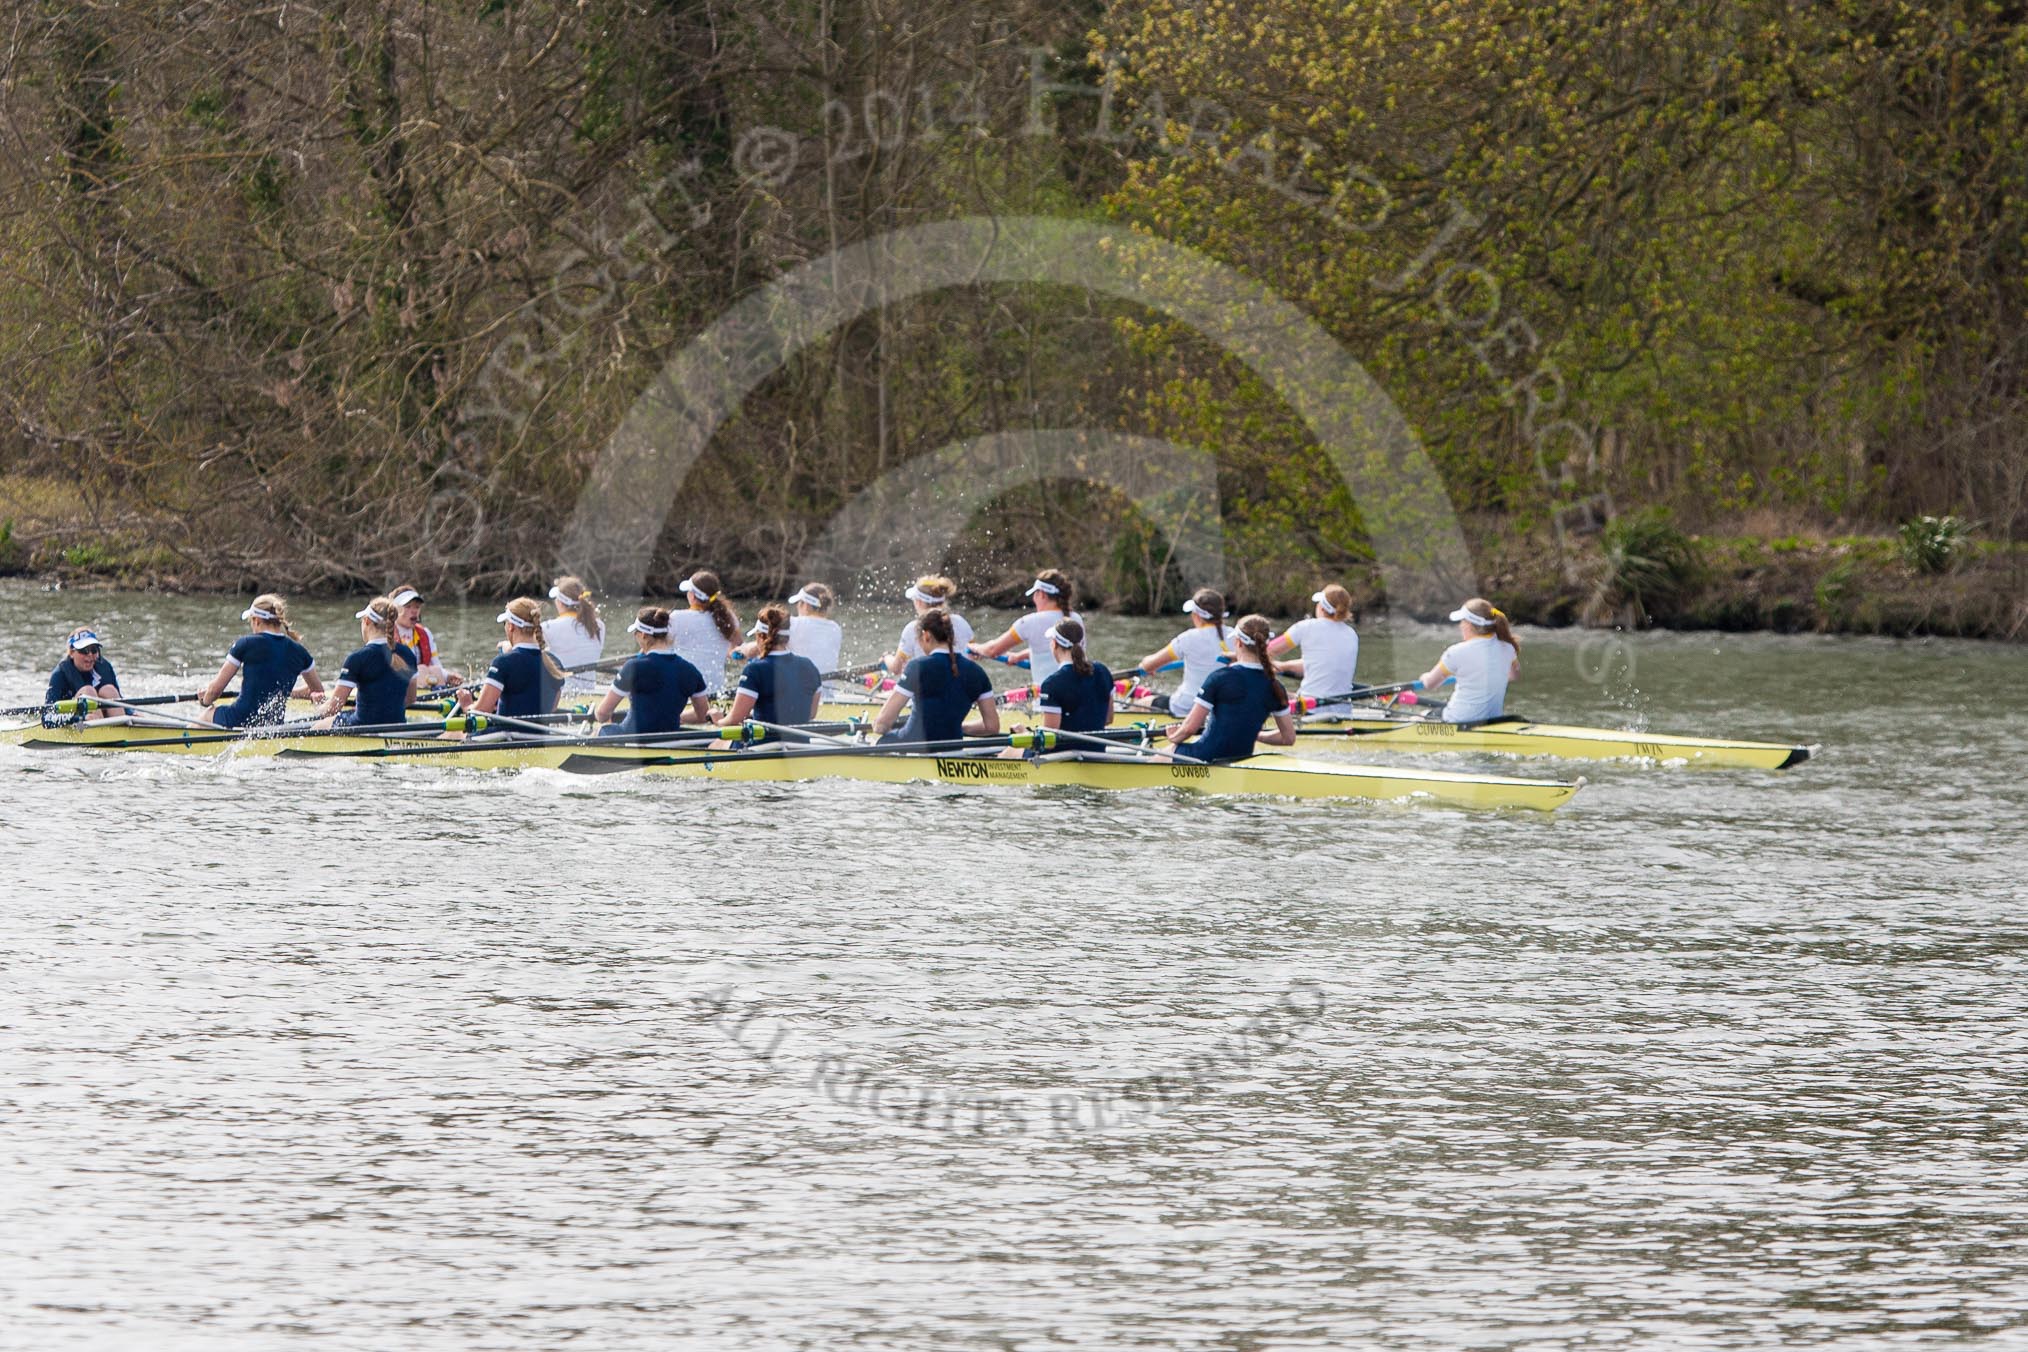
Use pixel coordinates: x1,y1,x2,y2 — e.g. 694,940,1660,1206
686,569,741,644
1052,618,1092,678
249,592,302,642
1234,614,1288,709
1458,597,1519,652
754,603,791,654
504,597,566,680
918,606,960,677
1186,587,1226,641
362,597,411,677
552,575,601,642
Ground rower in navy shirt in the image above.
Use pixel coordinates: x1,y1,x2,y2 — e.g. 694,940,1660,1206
455,598,565,721
1034,618,1114,734
721,604,823,727
595,607,712,736
872,607,998,744
45,627,122,722
311,597,419,728
198,594,323,728
1166,614,1297,762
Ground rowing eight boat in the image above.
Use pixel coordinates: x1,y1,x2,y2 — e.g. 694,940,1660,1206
3,717,1582,811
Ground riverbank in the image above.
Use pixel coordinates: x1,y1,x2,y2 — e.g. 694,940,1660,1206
5,474,2021,641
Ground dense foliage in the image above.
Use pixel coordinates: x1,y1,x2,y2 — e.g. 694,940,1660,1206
1,0,2022,610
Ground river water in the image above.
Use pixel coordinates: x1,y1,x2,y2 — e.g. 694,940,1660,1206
2,585,2025,1350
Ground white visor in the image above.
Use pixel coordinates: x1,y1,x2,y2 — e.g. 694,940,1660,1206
241,606,277,621
1450,607,1497,627
1046,623,1078,649
1024,578,1061,596
1232,628,1259,648
353,606,380,620
69,630,103,650
390,589,421,606
747,620,772,637
1182,600,1217,620
627,619,667,635
496,610,537,628
679,576,710,597
787,589,820,607
548,585,578,606
904,584,946,605
1312,591,1339,615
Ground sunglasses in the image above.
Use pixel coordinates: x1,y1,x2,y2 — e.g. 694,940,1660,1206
76,647,102,657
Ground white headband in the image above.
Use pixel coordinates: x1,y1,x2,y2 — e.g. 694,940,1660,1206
1450,606,1498,627
242,606,277,621
627,618,668,635
1231,627,1259,648
548,585,580,607
1311,590,1339,616
1046,623,1079,649
496,609,537,629
354,605,388,621
747,619,775,637
788,589,821,607
679,575,716,599
1183,599,1220,620
904,583,947,605
1024,578,1061,596
390,588,421,606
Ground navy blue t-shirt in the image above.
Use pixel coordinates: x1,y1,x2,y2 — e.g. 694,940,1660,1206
1038,660,1115,733
894,651,994,744
607,650,705,735
483,644,563,719
216,632,315,729
738,651,822,725
1175,663,1289,763
46,655,117,704
334,641,417,727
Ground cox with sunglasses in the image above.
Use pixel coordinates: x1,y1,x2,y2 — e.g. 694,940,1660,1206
45,628,122,723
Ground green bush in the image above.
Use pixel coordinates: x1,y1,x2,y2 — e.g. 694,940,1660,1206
0,520,22,574
1896,515,1973,575
1592,508,1702,622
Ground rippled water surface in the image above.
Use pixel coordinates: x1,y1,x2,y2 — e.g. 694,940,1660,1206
3,586,2026,1349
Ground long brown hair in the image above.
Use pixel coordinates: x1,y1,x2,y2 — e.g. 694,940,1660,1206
753,602,792,654
917,606,961,677
247,592,303,642
1232,614,1289,709
1048,617,1093,678
1031,568,1074,612
361,596,413,677
552,575,601,641
1187,587,1226,640
686,569,740,643
503,597,567,680
1458,597,1519,651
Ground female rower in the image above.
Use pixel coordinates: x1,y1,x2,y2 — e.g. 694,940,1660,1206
390,584,461,688
594,608,711,736
670,569,741,692
736,582,842,675
1412,598,1520,724
722,604,823,726
1268,583,1360,700
885,575,974,674
45,627,121,720
872,607,998,743
1164,614,1297,762
971,569,1084,686
311,597,419,729
1033,619,1114,734
542,576,605,695
197,594,323,727
454,598,565,719
1140,588,1230,715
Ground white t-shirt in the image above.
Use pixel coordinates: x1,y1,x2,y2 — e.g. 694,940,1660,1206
1283,616,1359,698
542,615,606,693
788,616,843,675
670,608,735,691
1012,609,1083,686
898,612,974,660
1437,637,1517,723
1165,625,1231,716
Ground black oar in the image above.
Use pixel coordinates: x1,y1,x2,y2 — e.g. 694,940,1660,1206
3,689,238,718
1287,680,1420,716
